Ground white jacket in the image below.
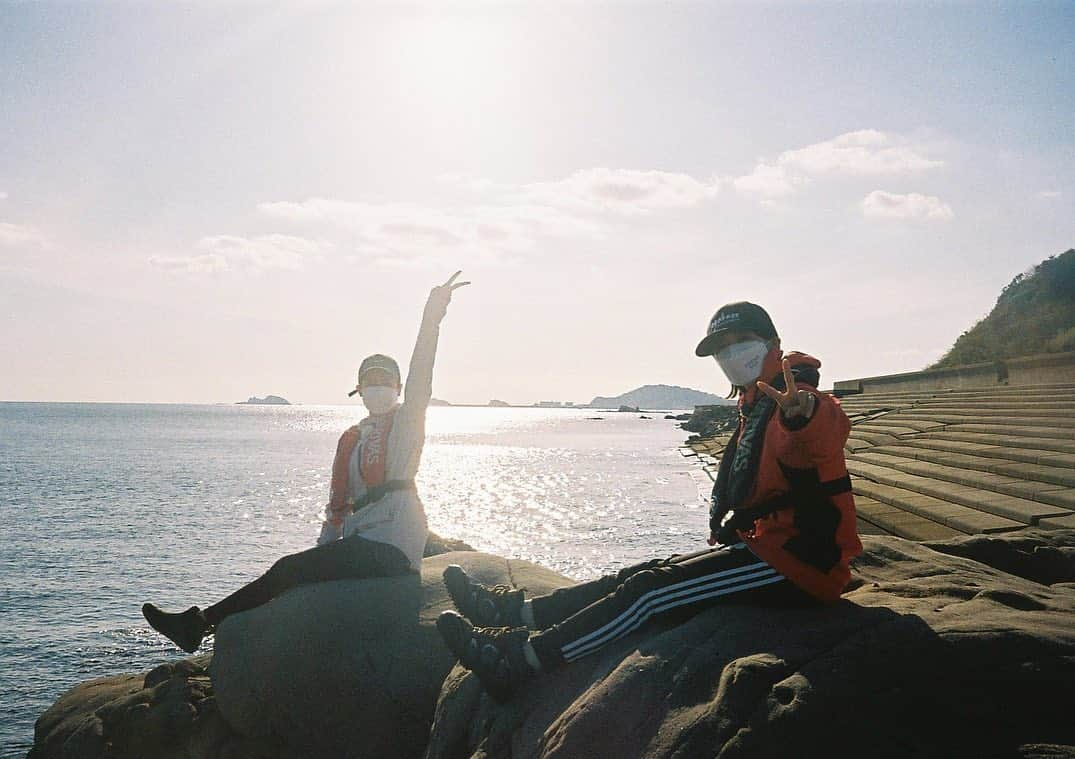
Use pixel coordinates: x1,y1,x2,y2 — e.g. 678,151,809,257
331,309,440,571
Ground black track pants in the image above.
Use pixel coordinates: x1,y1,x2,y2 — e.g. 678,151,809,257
528,544,813,668
203,533,412,627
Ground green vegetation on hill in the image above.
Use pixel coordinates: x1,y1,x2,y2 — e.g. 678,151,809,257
931,249,1075,368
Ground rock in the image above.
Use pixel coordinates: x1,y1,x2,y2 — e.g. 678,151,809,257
209,552,570,759
29,655,277,759
617,405,640,413
680,403,739,435
425,530,475,557
425,529,1075,759
29,552,570,759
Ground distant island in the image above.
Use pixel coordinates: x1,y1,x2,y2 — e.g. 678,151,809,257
589,384,730,410
237,395,291,405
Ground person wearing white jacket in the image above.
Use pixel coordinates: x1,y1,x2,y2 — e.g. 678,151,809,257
142,272,469,654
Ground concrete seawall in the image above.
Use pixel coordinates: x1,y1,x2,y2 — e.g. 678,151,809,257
833,351,1075,396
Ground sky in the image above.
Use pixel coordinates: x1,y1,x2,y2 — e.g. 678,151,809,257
1,2,1073,405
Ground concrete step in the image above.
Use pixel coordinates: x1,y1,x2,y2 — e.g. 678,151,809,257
892,406,1074,422
858,418,947,433
851,478,1023,534
1040,514,1075,530
919,431,1075,454
854,505,895,536
894,437,1075,468
845,459,1072,524
849,452,1075,511
852,423,924,437
846,430,899,447
866,445,1075,488
943,422,1075,440
852,495,963,540
915,398,1075,410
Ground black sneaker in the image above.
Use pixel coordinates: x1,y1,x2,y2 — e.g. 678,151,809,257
443,564,525,628
142,603,208,654
436,610,534,702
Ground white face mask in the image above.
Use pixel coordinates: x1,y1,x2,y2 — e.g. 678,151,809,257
714,339,770,386
360,386,399,415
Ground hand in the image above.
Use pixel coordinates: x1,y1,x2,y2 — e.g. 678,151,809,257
424,270,471,323
707,531,718,546
316,520,341,547
756,358,816,419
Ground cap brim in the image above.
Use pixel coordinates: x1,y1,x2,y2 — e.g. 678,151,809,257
695,331,726,357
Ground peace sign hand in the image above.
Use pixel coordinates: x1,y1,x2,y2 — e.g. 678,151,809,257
756,358,816,419
424,270,471,323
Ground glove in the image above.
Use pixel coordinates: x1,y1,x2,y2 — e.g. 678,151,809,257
316,520,341,547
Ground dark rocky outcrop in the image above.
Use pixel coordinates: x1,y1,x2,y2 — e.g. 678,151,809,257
30,530,1075,759
30,552,569,759
681,403,740,436
426,529,1075,759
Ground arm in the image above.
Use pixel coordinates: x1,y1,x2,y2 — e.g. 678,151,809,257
403,271,469,408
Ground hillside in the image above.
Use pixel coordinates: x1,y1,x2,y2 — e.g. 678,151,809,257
931,248,1075,368
589,384,728,409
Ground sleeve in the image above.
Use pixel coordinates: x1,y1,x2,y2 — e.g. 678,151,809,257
402,305,442,410
777,390,851,469
326,427,360,527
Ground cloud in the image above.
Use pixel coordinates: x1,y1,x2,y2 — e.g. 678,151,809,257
0,221,46,246
149,234,330,273
1037,190,1062,199
148,252,229,273
518,168,719,213
258,197,600,260
732,163,803,198
779,130,943,176
733,130,944,200
860,191,954,221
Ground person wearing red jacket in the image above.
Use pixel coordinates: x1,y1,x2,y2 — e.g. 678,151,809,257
436,301,862,701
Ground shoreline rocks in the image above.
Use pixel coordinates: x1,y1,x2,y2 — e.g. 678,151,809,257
30,530,1075,759
426,529,1075,759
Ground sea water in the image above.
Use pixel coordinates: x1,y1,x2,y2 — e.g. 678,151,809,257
0,402,707,755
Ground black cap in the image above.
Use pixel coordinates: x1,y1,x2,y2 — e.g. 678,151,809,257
694,301,777,357
348,354,401,397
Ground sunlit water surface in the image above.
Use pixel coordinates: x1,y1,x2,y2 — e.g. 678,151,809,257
0,403,706,755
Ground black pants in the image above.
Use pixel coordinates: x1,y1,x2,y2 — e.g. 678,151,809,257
528,545,814,668
203,533,412,627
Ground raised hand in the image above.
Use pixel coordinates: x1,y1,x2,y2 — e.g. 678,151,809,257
756,358,816,419
425,270,471,322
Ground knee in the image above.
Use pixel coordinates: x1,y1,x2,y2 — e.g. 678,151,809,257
618,569,664,600
266,554,300,582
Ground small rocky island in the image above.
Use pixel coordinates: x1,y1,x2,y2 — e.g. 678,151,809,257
236,395,290,405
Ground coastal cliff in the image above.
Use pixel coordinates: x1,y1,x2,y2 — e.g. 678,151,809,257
30,530,1075,758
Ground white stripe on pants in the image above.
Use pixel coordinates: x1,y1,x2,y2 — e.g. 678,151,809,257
560,560,783,662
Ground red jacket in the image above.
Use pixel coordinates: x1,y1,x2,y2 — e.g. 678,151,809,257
732,350,862,601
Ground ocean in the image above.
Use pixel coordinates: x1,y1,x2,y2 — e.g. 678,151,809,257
0,402,707,756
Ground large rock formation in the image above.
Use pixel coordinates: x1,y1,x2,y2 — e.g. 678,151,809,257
425,529,1075,759
29,530,1075,759
29,551,570,759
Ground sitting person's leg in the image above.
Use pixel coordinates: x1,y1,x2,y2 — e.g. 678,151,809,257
444,549,725,630
530,545,797,668
438,545,810,700
144,534,410,652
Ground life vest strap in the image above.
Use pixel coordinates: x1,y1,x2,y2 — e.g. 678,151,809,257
350,479,416,514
